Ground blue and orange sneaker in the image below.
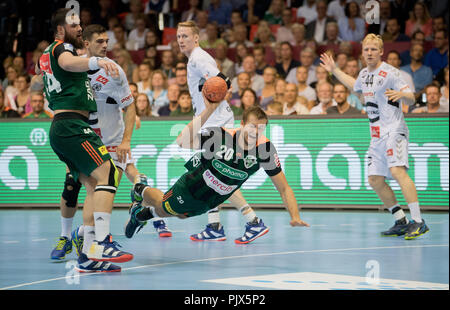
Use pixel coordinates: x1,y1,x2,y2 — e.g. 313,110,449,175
235,218,269,244
76,253,121,273
153,220,172,238
71,226,84,257
51,236,72,260
190,224,226,241
88,234,133,263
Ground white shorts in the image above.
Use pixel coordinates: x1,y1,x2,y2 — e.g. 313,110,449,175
107,146,136,171
201,101,234,132
367,133,409,180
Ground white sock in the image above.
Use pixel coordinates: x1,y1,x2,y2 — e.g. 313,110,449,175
239,205,257,223
93,212,111,241
82,225,95,256
78,225,84,237
408,202,422,223
61,216,73,238
387,204,407,222
207,208,220,224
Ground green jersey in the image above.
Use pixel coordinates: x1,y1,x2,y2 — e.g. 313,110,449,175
38,40,96,112
182,127,282,208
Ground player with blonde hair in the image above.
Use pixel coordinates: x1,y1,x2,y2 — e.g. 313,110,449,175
320,33,429,239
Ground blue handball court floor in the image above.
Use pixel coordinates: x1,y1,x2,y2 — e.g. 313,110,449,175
0,208,448,291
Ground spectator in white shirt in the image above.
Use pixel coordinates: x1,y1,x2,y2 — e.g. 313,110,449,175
297,0,317,25
283,83,310,115
310,81,335,114
126,14,149,51
286,47,317,86
231,55,264,93
327,0,347,21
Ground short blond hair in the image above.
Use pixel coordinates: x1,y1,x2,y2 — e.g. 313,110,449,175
362,33,384,51
177,21,199,35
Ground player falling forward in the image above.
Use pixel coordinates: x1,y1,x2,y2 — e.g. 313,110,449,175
36,9,133,273
320,34,429,239
160,21,269,243
125,105,309,241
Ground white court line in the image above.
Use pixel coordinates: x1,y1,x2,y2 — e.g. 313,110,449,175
32,239,47,242
3,241,19,244
0,244,447,290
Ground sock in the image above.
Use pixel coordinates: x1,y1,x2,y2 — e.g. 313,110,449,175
388,204,408,223
93,212,111,242
408,202,422,223
239,205,257,223
78,225,84,237
207,208,221,230
82,225,95,256
61,216,73,238
136,206,156,221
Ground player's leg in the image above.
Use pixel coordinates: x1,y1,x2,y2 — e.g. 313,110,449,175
230,190,269,244
367,140,410,236
50,169,81,260
390,166,429,239
126,163,172,237
387,133,429,239
125,184,172,238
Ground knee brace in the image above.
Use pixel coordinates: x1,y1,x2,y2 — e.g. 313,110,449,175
95,159,119,194
62,173,82,208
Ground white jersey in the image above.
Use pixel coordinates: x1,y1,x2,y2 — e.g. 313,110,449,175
87,57,134,147
187,47,234,129
354,62,412,139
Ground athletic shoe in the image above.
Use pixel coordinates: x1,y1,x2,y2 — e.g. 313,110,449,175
50,236,72,260
380,218,410,237
235,219,269,244
130,174,148,202
124,202,147,238
71,226,84,257
190,224,226,241
153,220,172,237
404,220,430,240
88,234,133,263
75,253,121,273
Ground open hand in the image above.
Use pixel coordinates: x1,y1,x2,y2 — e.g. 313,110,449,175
290,219,310,227
319,52,336,73
385,89,403,102
98,59,119,79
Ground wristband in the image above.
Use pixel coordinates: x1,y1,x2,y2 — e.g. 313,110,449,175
88,57,100,70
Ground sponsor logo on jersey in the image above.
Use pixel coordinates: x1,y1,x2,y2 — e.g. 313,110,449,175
243,155,258,169
39,53,52,74
387,149,393,156
212,159,248,180
63,43,74,52
164,201,178,215
96,75,109,85
371,126,380,138
203,169,237,195
98,145,108,155
378,70,387,78
92,83,102,92
274,153,281,168
121,93,133,103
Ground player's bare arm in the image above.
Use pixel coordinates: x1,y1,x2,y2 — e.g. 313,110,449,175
176,94,220,149
320,52,356,90
57,52,119,78
270,171,310,227
117,103,136,163
30,74,44,91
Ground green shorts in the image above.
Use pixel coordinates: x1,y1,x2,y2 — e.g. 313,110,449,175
49,112,111,181
161,175,213,218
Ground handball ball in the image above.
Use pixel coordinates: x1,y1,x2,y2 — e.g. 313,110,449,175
202,76,228,103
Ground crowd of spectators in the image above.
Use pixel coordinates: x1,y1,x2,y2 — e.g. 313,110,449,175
0,0,449,121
